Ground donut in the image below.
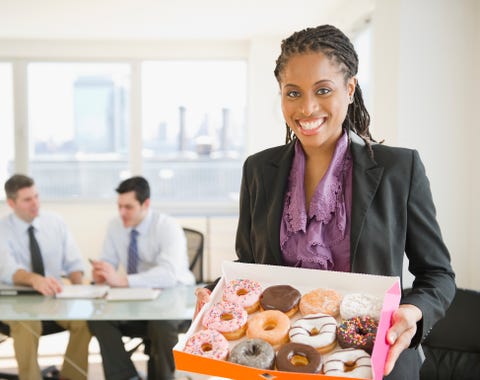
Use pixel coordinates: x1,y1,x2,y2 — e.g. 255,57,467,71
323,348,372,378
246,310,290,347
202,301,248,340
228,338,275,369
337,316,378,354
275,342,321,373
289,313,337,354
223,278,262,313
259,285,301,317
183,329,229,360
340,292,383,320
299,288,342,317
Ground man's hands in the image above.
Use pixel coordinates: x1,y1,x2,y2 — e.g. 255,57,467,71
90,260,128,287
384,304,422,376
30,274,63,296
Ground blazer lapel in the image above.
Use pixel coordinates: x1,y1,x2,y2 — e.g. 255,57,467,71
349,133,384,266
263,143,295,265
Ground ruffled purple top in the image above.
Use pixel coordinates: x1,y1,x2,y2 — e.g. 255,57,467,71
280,130,353,271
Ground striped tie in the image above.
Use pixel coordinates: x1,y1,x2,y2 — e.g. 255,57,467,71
127,229,139,274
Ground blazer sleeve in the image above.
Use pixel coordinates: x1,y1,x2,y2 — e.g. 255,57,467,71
402,150,456,345
235,156,256,264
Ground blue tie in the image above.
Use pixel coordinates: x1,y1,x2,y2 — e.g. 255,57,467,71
127,229,139,274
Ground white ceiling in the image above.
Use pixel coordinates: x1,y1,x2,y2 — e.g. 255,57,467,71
0,0,373,40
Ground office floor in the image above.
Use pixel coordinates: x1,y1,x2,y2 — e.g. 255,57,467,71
0,332,218,380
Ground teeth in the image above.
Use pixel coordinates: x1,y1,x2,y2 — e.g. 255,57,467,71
299,119,323,130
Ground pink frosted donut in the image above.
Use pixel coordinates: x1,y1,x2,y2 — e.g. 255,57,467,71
223,278,262,313
183,329,229,360
202,301,248,340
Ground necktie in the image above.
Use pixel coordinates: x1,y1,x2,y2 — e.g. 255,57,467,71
28,225,45,276
127,229,139,274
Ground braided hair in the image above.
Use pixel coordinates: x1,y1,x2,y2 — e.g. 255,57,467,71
274,25,374,147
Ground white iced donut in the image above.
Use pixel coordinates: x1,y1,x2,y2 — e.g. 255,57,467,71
340,293,383,320
323,348,372,378
289,313,337,354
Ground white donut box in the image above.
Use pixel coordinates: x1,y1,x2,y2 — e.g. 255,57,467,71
173,261,401,379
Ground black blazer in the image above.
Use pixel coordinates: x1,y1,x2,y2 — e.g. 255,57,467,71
235,131,456,379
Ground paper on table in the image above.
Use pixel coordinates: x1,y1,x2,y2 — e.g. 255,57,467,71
56,284,110,299
106,288,161,301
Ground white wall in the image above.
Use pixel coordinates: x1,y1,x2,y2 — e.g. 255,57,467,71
373,0,480,289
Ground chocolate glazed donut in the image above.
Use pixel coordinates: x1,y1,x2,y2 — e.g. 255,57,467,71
276,342,322,373
260,285,301,316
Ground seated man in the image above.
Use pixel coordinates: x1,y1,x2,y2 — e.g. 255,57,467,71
88,176,195,380
0,174,91,380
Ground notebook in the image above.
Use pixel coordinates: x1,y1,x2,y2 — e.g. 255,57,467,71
55,284,110,299
105,287,161,301
0,284,41,296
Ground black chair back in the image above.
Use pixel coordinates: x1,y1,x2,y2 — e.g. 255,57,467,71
183,227,204,284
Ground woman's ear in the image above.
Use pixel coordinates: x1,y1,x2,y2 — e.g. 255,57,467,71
348,76,357,102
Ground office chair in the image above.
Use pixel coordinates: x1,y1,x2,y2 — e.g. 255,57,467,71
183,227,204,284
419,288,480,380
0,321,65,380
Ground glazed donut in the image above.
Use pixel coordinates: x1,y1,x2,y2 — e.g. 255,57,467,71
246,310,290,347
183,329,229,360
289,313,337,354
337,316,378,354
340,292,383,320
228,338,275,369
259,285,301,317
202,301,248,340
299,288,342,317
223,278,262,314
275,342,322,373
323,348,372,378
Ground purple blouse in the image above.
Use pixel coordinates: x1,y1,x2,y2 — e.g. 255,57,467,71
280,131,353,272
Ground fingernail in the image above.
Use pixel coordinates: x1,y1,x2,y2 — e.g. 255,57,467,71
388,332,397,344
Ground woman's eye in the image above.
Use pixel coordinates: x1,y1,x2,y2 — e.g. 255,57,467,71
316,88,331,95
286,90,301,98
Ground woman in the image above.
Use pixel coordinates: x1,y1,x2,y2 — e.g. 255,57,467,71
197,25,455,379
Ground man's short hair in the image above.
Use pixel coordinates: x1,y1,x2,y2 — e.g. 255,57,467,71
4,174,35,200
115,176,150,204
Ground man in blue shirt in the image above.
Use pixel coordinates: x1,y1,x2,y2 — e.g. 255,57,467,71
88,176,194,380
0,174,91,380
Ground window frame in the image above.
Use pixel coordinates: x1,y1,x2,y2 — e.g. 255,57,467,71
1,39,249,214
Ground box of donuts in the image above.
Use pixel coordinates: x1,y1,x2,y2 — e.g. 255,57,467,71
173,261,401,379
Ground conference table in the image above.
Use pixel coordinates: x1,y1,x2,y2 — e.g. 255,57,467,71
0,285,197,321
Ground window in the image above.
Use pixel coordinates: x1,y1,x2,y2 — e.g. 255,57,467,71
28,63,131,198
9,58,247,208
0,62,14,199
142,60,247,203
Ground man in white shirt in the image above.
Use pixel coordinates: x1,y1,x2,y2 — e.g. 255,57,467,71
0,174,91,380
88,176,194,380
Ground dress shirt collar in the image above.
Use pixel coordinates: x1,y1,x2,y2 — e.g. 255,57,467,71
9,212,39,233
130,208,152,236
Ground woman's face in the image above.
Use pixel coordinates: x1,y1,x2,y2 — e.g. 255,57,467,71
279,52,356,152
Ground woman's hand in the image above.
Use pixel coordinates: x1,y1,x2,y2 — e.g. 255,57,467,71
384,304,422,376
194,287,211,318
